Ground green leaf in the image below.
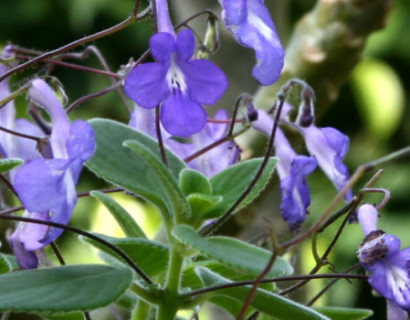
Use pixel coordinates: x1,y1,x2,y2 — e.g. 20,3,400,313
173,225,292,277
209,295,247,318
124,140,190,220
196,267,330,320
0,253,18,272
179,168,211,196
86,119,186,216
0,254,11,274
0,265,133,312
90,191,146,238
81,233,169,277
45,312,84,320
0,158,23,173
187,193,222,220
314,307,373,320
203,157,277,218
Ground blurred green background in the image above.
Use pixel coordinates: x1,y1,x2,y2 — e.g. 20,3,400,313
1,0,410,319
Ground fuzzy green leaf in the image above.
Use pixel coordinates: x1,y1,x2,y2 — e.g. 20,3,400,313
0,254,11,274
314,307,373,320
0,265,133,312
173,225,292,277
124,140,190,220
45,312,84,320
179,168,211,196
203,157,277,218
0,158,23,173
90,191,146,238
86,119,186,216
196,267,330,320
187,193,222,220
81,233,169,277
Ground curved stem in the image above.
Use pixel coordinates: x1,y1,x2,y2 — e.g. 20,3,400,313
200,98,284,236
0,10,146,82
0,214,153,285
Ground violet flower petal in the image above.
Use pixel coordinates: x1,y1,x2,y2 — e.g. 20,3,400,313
387,300,408,320
124,28,227,138
176,29,195,60
220,0,284,85
10,80,95,267
161,92,207,138
252,110,317,228
150,32,176,62
124,62,168,109
188,109,239,177
357,206,410,312
300,125,352,201
180,59,228,105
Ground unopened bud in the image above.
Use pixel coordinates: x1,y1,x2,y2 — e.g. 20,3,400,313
296,86,315,127
236,93,258,123
197,15,220,59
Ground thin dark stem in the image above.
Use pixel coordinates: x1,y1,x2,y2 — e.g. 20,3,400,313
280,201,359,296
228,97,242,136
237,221,279,320
84,312,92,320
155,106,168,167
281,169,386,296
181,273,366,298
49,242,66,265
200,99,284,236
84,46,132,115
66,79,123,113
315,169,384,233
0,206,24,215
151,0,158,33
361,187,391,210
15,55,118,77
206,118,242,124
131,0,143,17
50,240,92,320
184,126,248,163
0,173,17,196
174,10,218,30
307,264,361,306
0,215,153,284
0,125,41,142
0,14,142,82
279,167,365,250
246,312,258,320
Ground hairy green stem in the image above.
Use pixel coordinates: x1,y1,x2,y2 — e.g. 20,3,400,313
155,246,184,320
131,299,151,320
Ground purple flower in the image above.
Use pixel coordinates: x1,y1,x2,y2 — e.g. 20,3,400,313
298,125,353,201
252,110,317,229
9,79,95,269
357,204,410,314
129,107,239,177
124,30,227,138
220,0,284,85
